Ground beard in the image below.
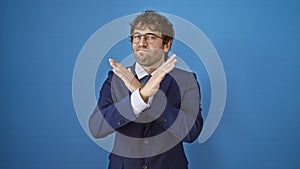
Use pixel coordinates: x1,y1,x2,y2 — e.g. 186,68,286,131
134,49,165,67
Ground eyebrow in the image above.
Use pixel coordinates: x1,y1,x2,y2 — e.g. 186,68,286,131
131,32,162,36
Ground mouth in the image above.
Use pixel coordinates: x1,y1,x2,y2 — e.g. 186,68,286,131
136,49,150,55
135,50,149,57
137,48,150,52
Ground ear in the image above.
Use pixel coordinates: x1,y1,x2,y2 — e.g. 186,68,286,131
163,40,172,53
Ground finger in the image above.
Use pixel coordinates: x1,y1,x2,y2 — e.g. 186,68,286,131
155,63,176,79
110,60,129,77
109,58,119,68
109,58,126,69
109,59,126,78
114,64,134,82
126,68,134,78
112,68,123,78
170,54,176,58
164,54,176,64
108,58,115,62
158,58,177,74
116,65,132,79
168,54,176,61
161,55,176,69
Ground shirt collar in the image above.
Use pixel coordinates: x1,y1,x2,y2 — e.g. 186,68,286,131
135,62,149,80
135,61,165,80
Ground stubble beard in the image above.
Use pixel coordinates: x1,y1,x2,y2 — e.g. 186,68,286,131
134,49,164,69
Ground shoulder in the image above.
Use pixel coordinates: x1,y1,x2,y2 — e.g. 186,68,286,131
170,67,197,80
169,68,200,90
172,67,193,74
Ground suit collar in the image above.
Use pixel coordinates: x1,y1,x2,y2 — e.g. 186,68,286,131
130,62,175,93
132,62,167,80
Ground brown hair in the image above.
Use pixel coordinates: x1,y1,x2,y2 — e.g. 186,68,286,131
130,10,175,48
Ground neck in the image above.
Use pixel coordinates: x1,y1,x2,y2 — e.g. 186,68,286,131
142,58,164,74
144,67,157,74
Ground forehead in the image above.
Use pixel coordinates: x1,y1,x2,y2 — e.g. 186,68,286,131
133,27,162,35
132,23,162,34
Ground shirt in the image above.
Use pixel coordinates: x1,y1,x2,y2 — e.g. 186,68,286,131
130,63,154,116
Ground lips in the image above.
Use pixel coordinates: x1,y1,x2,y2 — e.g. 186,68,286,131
136,47,149,51
136,50,147,56
136,49,150,55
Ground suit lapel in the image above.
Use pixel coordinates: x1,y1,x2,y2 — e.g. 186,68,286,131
129,63,137,77
159,72,173,94
131,62,174,96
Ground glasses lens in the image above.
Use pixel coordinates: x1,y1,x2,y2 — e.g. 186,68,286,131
132,34,140,43
131,33,162,44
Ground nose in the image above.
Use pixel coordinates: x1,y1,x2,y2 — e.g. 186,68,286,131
138,35,148,47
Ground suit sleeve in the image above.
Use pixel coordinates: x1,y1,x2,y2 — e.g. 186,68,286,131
89,71,136,138
149,73,203,143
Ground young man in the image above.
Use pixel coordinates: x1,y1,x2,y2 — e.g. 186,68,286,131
89,11,203,169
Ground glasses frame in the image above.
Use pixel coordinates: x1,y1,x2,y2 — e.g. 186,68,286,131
130,33,163,44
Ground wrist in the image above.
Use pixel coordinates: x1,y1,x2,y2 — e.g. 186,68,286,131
139,88,149,102
129,80,142,92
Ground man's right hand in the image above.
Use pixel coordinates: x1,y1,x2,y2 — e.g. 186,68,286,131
109,58,142,93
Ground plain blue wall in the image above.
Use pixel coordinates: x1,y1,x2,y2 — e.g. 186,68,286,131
1,0,300,169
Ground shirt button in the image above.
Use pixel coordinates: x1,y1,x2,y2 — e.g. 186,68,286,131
143,139,149,144
142,164,148,169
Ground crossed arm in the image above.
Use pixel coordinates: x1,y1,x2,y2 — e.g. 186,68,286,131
109,54,177,102
89,54,203,142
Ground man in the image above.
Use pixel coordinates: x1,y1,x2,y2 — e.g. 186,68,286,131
89,11,203,169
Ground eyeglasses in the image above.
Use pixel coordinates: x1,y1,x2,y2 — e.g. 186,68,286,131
131,33,163,44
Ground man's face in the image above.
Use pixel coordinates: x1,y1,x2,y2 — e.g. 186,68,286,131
132,26,170,68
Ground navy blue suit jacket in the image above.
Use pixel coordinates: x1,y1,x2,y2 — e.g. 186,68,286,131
89,65,203,169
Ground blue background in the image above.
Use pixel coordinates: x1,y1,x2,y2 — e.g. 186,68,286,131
1,0,300,169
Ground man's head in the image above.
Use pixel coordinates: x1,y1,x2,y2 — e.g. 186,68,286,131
130,11,175,70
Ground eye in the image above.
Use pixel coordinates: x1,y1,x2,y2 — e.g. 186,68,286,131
146,34,157,40
133,34,141,39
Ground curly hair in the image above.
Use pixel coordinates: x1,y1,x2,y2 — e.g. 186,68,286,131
130,10,175,48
